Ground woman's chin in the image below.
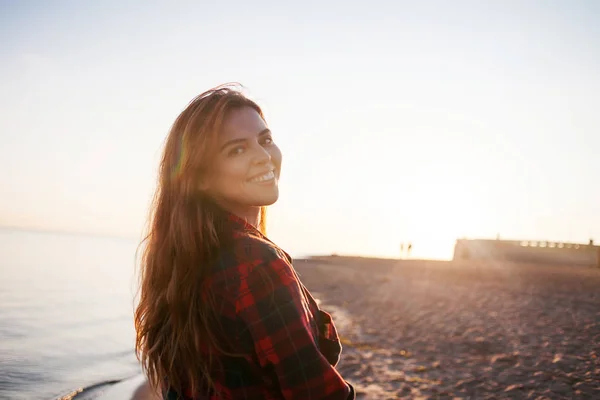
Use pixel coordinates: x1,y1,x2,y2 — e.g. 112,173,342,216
248,190,279,207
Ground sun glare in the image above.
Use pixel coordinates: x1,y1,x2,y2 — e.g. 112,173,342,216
405,183,485,260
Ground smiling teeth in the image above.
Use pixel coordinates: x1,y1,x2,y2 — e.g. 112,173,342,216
250,171,275,182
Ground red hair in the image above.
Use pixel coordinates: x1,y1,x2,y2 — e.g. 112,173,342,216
134,84,267,396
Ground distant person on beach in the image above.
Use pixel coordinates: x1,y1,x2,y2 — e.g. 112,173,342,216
134,84,354,399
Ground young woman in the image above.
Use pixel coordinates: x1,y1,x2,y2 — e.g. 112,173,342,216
134,85,355,399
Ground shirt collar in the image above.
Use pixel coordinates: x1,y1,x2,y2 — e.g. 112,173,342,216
221,210,292,263
224,211,264,237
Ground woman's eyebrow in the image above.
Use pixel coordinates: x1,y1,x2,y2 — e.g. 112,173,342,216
220,129,271,151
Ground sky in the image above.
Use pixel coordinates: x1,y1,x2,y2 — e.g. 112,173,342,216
1,0,599,259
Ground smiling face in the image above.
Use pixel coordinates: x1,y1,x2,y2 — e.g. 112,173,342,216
201,106,282,217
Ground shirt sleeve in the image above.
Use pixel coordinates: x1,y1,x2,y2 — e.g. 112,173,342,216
299,283,344,367
235,251,354,400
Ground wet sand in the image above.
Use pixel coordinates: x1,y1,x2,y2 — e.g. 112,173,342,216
295,256,600,399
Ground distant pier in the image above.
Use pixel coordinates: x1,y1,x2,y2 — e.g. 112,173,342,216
453,238,600,267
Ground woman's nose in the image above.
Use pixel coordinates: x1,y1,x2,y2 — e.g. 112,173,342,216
252,143,272,165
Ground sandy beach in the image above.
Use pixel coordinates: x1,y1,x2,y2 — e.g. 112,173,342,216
294,256,600,399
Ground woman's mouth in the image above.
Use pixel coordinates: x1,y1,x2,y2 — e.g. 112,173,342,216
248,170,275,183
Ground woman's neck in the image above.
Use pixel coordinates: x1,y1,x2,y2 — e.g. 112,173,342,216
232,207,261,228
207,196,262,228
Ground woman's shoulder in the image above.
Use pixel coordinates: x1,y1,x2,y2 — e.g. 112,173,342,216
213,231,292,281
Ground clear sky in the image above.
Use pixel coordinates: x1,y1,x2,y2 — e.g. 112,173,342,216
1,0,599,259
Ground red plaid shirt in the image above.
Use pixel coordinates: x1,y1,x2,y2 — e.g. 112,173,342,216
165,211,355,400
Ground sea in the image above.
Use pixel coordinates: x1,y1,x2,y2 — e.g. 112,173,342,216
0,228,143,400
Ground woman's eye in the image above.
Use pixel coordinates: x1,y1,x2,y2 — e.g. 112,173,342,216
229,146,244,156
262,136,273,145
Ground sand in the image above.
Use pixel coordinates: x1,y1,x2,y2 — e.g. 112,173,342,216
295,256,600,400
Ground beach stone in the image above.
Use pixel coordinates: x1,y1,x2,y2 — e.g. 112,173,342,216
398,383,411,393
572,381,596,394
454,378,476,389
504,383,524,392
491,352,519,364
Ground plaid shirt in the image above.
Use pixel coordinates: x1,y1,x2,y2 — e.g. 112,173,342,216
165,211,355,400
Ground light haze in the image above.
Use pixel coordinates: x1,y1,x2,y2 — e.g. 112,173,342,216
1,1,599,259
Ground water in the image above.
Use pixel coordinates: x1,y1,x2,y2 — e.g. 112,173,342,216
0,228,142,399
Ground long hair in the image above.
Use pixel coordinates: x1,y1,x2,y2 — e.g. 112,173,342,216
134,84,267,396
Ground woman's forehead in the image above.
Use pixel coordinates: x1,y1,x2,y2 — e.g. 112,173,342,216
221,107,267,139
